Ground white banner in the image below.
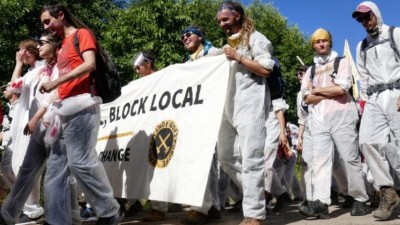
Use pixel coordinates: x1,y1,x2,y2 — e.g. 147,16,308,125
96,55,230,206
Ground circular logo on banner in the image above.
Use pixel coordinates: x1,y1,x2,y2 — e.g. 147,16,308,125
149,120,178,168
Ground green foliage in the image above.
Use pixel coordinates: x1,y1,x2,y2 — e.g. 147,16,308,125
0,0,314,123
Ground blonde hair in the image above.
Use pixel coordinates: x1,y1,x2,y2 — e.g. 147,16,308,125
311,28,332,47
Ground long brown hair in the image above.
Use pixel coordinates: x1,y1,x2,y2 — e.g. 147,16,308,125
40,31,62,66
41,1,89,29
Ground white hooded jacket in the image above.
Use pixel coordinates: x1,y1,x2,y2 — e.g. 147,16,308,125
355,1,400,100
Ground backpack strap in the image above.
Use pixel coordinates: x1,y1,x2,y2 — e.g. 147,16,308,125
72,29,95,94
331,56,343,78
310,63,316,80
73,29,81,57
389,26,400,62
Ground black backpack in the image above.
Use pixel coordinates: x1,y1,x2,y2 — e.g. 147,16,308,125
73,29,121,103
360,26,400,63
267,57,285,100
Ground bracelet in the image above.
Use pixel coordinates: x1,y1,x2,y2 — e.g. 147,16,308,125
238,55,244,64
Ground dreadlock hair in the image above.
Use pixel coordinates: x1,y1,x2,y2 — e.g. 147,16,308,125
217,0,255,48
19,39,40,60
41,1,90,29
40,31,62,66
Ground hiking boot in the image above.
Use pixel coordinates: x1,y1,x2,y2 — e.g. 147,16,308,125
350,200,370,216
341,195,354,208
330,190,340,205
238,217,264,225
180,210,207,225
207,206,221,221
370,191,380,208
141,209,166,222
299,200,329,219
16,213,44,224
373,187,400,220
96,209,124,225
273,192,290,212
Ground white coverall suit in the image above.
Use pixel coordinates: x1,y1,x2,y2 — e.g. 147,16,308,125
301,51,368,205
218,31,274,219
357,2,400,188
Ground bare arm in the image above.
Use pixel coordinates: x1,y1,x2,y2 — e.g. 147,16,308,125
297,124,305,153
312,85,346,98
276,110,288,146
223,45,272,77
304,94,326,105
11,50,25,83
24,106,47,135
39,50,96,93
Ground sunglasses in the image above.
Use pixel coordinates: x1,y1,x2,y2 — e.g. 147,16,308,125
38,40,51,46
356,11,373,23
181,32,194,40
297,71,305,76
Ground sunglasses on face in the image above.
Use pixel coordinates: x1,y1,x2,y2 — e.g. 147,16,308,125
356,11,373,23
38,40,51,46
181,32,194,41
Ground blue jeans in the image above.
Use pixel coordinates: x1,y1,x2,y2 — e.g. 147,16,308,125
44,105,119,225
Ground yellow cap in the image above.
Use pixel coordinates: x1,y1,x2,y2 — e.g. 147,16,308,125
311,28,332,46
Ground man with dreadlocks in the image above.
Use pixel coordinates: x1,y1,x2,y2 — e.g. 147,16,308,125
216,1,275,225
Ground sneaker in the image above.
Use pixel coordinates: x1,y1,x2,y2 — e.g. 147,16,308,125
341,195,354,208
180,210,207,225
96,209,124,225
229,200,242,213
81,207,97,221
207,206,221,221
273,192,290,212
141,209,166,222
16,214,44,225
238,217,264,225
299,200,329,219
350,200,369,216
373,187,400,220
